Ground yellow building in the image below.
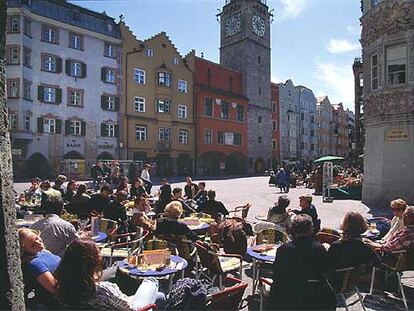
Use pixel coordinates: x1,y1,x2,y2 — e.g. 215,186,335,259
120,23,194,176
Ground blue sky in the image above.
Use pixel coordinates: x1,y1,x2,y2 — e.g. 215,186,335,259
73,0,362,111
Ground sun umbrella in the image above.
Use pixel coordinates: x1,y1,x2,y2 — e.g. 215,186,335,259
313,156,345,164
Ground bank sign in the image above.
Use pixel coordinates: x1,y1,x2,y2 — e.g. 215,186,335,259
63,138,85,154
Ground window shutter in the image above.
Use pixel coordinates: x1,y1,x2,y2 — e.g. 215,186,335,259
81,63,87,78
81,121,86,136
37,85,44,102
56,58,62,73
65,60,71,75
56,88,62,103
101,123,107,137
114,96,120,111
37,117,44,133
114,124,119,138
101,67,106,81
101,95,107,110
65,120,71,135
55,119,62,134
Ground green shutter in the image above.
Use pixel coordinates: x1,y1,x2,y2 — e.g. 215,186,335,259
37,117,44,133
56,88,62,103
55,119,62,134
101,123,106,137
81,121,86,136
65,120,71,135
65,60,71,76
37,85,44,102
101,67,106,81
81,63,87,78
114,96,120,111
114,124,119,138
56,58,62,73
101,95,107,110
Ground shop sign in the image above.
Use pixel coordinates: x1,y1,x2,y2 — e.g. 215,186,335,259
11,149,22,155
385,129,409,142
63,138,84,154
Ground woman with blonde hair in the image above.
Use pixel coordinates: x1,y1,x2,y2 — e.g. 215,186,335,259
380,199,407,243
18,228,61,306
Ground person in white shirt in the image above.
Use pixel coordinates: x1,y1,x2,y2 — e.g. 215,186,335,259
380,199,407,243
140,163,152,194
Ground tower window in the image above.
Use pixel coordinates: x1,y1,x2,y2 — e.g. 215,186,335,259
258,55,261,64
259,87,261,95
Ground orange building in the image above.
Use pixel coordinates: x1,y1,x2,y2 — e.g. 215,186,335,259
186,53,248,175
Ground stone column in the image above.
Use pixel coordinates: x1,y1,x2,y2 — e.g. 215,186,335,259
0,2,26,308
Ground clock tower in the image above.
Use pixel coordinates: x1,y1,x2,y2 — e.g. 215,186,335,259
219,0,272,173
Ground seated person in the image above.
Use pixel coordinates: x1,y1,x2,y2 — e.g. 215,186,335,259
63,180,77,204
89,184,112,215
131,197,156,231
18,228,60,307
71,184,91,219
267,195,292,232
154,201,199,241
268,214,335,310
194,182,208,207
52,175,67,197
365,206,414,253
21,177,42,203
171,187,195,216
288,194,320,233
116,176,129,193
327,211,380,269
380,199,407,243
130,177,148,199
55,238,165,310
40,180,62,204
104,190,128,231
197,190,228,221
30,197,77,258
184,177,198,200
154,178,172,215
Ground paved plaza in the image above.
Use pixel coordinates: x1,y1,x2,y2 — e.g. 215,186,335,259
13,176,413,310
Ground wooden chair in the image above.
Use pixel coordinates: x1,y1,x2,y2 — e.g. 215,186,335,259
207,276,248,310
370,249,414,310
156,234,197,262
256,228,289,245
194,241,243,289
228,203,251,220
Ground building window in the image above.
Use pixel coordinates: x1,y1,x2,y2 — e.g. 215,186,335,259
178,79,187,93
218,131,224,144
311,130,315,137
179,129,188,144
258,136,262,144
371,54,378,90
23,80,31,100
134,97,145,112
234,133,242,145
158,128,171,141
146,49,154,58
204,98,213,116
311,116,315,124
44,118,56,133
42,54,59,73
272,102,276,112
272,121,277,130
135,125,147,141
70,120,82,135
9,16,20,33
38,86,62,104
221,101,229,119
25,114,31,131
69,32,83,50
69,61,83,77
157,72,171,87
104,42,116,58
107,124,115,137
7,80,19,98
272,139,277,150
101,95,119,111
44,87,56,103
178,105,187,119
173,57,179,66
204,129,212,144
300,142,305,150
258,87,261,95
301,112,304,120
8,113,17,130
42,25,59,44
107,97,115,110
134,68,145,84
23,47,31,67
258,116,262,123
311,143,315,151
386,45,406,85
68,89,83,107
106,23,113,32
236,105,244,122
156,99,170,114
24,17,31,37
102,67,115,83
7,46,20,64
102,123,118,138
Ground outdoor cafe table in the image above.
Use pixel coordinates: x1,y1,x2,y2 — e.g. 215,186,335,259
117,255,187,291
180,218,210,235
247,244,279,295
79,231,108,243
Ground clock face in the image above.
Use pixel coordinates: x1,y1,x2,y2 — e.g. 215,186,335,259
252,15,265,37
225,14,241,37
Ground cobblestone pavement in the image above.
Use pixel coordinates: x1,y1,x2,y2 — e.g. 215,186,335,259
14,176,413,310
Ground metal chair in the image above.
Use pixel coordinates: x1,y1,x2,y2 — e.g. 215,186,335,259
256,228,289,245
156,234,197,262
369,249,414,310
259,277,273,311
207,276,248,310
228,203,251,220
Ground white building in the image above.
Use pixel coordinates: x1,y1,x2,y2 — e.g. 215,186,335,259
6,0,121,178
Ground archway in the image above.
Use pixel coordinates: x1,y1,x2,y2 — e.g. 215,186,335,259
254,157,265,174
198,151,225,176
225,152,247,174
24,153,53,178
63,150,84,159
97,151,114,160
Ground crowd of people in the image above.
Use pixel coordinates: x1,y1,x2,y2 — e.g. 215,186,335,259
15,163,413,310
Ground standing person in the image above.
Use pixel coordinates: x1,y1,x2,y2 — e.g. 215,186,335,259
284,166,291,193
288,194,320,234
184,177,198,200
30,197,77,258
55,238,165,310
141,164,153,194
276,168,287,193
268,214,335,310
71,184,91,219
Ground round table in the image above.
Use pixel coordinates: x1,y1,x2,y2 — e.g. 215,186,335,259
117,255,187,291
92,231,108,242
247,244,279,295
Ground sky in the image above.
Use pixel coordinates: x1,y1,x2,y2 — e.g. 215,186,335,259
71,0,362,111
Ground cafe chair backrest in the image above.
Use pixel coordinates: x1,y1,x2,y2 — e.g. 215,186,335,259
99,218,118,236
330,266,365,293
195,241,222,274
145,238,168,251
256,228,288,245
394,248,414,272
208,276,247,310
156,234,195,261
316,232,340,245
